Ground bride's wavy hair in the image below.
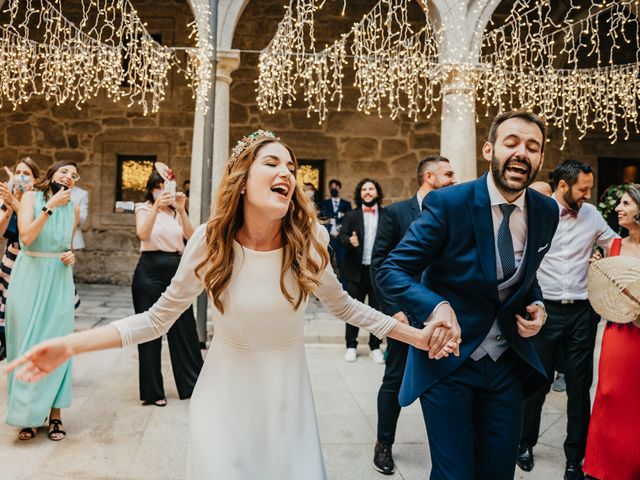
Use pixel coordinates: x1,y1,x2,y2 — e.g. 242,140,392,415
196,135,329,314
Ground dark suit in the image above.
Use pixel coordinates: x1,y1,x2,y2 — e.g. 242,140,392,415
371,195,421,446
340,206,386,350
319,197,352,276
377,174,559,480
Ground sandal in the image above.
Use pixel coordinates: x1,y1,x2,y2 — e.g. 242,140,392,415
48,419,66,441
142,398,167,407
18,427,36,441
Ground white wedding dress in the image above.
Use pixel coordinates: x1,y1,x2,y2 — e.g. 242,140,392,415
112,224,397,479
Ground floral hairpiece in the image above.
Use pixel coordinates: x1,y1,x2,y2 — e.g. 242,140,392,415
231,129,278,161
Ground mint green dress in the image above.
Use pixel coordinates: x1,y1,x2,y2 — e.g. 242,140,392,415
5,191,76,427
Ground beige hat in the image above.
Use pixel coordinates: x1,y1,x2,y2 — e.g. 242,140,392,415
588,256,640,323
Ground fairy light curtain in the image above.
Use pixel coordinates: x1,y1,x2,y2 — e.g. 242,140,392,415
0,0,213,114
258,0,640,147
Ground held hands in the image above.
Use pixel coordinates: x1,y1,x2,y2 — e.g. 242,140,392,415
3,338,72,383
349,231,359,248
425,303,462,359
46,187,71,209
516,304,546,338
60,250,75,266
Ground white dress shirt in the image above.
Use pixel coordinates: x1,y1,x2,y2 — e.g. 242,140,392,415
537,195,618,300
487,173,527,278
70,186,89,250
361,206,379,265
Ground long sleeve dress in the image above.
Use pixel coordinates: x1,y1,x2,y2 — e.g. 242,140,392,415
111,223,398,480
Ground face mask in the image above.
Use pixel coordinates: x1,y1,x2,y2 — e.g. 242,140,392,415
14,175,32,193
330,188,339,198
305,190,315,199
50,181,68,194
152,190,162,201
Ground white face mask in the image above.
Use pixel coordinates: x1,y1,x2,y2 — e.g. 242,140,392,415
152,190,162,201
304,190,315,198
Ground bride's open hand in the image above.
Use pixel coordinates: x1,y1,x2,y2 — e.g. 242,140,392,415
3,338,72,383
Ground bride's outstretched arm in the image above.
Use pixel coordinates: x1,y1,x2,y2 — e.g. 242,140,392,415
5,224,210,382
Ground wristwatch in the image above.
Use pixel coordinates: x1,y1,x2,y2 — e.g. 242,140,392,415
531,301,548,324
42,205,53,216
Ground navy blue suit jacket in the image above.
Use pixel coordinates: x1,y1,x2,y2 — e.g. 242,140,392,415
377,174,559,406
371,195,421,316
319,198,352,232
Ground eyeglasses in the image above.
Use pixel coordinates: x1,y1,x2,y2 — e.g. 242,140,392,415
58,168,80,182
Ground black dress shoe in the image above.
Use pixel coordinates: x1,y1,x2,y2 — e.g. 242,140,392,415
373,442,395,475
565,462,584,480
516,445,534,472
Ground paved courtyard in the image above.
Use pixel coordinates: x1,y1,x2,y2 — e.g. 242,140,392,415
0,283,599,479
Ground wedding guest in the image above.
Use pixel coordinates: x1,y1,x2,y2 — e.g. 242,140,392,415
70,185,89,309
518,160,617,480
5,131,455,479
5,161,79,440
132,170,203,406
319,179,351,277
0,158,40,362
340,178,386,363
583,185,640,480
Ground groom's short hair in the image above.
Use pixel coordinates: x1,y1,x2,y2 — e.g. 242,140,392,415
488,111,547,153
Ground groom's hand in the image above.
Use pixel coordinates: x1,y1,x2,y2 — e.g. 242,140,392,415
426,303,461,359
516,303,546,338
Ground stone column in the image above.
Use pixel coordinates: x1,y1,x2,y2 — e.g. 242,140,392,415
211,49,241,210
440,68,478,182
430,0,501,182
188,49,240,227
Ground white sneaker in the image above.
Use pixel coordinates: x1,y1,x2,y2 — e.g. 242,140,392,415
344,348,357,362
370,349,385,364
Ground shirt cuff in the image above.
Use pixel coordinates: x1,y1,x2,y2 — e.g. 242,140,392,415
424,301,450,324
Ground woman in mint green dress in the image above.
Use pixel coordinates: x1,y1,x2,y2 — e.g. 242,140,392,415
5,161,79,441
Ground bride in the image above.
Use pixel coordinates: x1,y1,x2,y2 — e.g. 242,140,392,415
5,131,460,479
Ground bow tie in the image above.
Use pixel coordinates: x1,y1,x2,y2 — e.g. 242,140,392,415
363,206,376,214
561,208,578,218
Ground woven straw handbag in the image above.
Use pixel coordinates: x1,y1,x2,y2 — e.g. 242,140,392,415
588,256,640,323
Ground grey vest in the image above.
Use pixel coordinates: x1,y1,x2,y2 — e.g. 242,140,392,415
470,243,527,361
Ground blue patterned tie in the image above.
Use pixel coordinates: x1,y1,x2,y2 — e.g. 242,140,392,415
497,204,517,280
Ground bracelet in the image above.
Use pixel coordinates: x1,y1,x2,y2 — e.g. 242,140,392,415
42,205,53,216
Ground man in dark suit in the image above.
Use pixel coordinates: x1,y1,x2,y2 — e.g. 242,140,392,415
339,178,386,363
370,155,456,475
319,179,352,278
378,111,559,480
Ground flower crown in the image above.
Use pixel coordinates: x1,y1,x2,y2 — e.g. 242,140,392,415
231,129,278,161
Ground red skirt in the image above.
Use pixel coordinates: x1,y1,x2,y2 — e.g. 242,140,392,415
584,323,640,480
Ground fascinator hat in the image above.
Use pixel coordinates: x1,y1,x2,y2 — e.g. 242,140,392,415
588,256,640,323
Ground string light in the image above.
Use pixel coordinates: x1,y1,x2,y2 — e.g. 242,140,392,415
258,0,640,146
0,0,212,114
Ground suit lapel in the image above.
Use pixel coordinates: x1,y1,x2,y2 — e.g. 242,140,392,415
357,208,364,235
470,175,498,292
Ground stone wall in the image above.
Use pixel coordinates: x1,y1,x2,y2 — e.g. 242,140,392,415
0,0,196,284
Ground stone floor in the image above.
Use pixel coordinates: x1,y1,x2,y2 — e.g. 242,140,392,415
0,283,600,479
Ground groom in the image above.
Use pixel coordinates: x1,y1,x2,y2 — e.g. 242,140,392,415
378,111,559,479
